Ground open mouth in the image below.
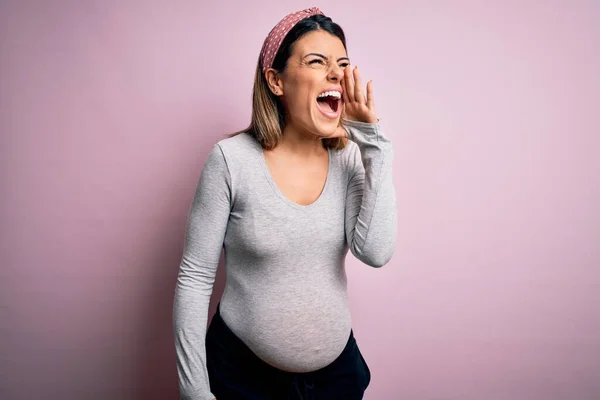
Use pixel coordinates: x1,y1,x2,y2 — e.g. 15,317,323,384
316,90,342,116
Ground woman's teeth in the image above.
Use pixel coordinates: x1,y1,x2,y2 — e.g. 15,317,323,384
317,90,342,99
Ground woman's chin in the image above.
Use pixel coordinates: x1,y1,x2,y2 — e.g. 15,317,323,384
311,117,340,137
311,126,337,139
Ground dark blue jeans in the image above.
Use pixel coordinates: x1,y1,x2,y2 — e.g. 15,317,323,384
206,306,371,400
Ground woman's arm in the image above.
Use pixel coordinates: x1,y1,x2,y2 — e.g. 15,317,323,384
343,120,397,267
173,144,231,400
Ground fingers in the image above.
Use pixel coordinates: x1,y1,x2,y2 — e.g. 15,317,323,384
353,67,365,104
342,66,349,104
343,66,370,106
343,65,354,103
366,80,375,110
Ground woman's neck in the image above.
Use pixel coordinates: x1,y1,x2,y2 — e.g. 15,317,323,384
278,123,326,157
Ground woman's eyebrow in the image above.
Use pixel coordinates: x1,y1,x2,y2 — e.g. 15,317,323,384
303,53,350,63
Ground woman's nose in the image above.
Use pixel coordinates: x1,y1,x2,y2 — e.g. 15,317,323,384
328,65,344,81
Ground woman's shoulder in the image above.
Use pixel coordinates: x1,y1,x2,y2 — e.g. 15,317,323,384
208,131,262,178
216,131,257,150
331,139,361,173
215,131,259,160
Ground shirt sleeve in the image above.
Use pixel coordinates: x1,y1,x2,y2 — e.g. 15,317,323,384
173,144,231,400
343,119,397,267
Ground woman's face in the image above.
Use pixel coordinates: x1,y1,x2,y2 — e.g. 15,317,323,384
274,30,350,137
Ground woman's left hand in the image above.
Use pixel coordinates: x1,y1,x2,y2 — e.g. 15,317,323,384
329,65,378,138
342,65,378,124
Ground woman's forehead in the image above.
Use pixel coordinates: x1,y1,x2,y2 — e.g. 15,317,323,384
292,31,346,56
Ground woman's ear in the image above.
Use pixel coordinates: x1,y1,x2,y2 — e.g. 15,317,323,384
265,68,284,96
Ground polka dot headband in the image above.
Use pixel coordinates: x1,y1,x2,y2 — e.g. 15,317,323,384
260,7,325,72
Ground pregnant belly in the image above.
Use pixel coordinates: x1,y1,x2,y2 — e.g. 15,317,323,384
220,292,352,372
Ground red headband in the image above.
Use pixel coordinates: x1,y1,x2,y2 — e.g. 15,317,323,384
260,7,325,72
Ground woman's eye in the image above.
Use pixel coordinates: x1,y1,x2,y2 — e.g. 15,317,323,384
309,59,325,65
339,63,349,68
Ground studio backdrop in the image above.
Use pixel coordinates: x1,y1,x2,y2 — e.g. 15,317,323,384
1,1,599,399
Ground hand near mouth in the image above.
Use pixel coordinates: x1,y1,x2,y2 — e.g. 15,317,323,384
342,65,378,123
328,65,379,138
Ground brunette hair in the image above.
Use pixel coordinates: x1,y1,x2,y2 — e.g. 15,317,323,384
232,14,348,150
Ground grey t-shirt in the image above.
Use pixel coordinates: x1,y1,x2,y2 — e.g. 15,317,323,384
173,120,397,399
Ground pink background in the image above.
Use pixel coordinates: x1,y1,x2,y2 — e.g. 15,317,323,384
1,1,599,399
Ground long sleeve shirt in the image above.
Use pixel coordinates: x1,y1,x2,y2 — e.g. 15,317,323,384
173,120,397,399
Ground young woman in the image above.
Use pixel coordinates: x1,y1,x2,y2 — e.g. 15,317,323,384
173,8,397,400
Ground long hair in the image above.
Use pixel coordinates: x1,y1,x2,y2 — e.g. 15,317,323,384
231,14,348,151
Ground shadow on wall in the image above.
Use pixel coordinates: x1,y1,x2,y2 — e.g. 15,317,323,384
133,261,227,400
132,142,229,400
